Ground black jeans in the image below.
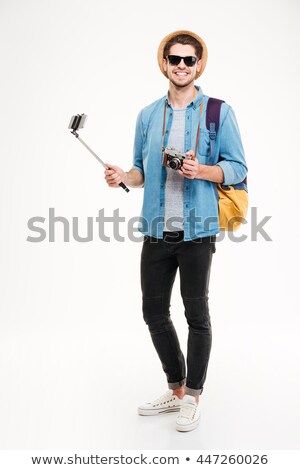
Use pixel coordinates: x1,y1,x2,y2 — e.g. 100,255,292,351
141,231,216,396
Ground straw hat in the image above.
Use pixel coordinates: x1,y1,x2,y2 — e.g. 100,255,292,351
157,30,208,80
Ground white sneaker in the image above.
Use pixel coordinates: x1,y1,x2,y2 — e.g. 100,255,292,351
138,390,182,416
176,395,200,432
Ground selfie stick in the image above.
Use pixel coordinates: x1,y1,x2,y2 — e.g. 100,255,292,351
68,113,129,193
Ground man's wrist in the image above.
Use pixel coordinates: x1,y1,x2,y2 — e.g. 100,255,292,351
196,163,203,179
196,163,224,183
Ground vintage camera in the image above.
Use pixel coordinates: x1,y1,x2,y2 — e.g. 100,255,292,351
162,147,192,170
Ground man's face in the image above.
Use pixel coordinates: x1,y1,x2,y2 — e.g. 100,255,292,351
162,43,202,88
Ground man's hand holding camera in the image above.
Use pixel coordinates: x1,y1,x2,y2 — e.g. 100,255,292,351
177,150,224,184
176,150,200,179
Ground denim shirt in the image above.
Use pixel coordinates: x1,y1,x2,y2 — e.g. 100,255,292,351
131,85,248,241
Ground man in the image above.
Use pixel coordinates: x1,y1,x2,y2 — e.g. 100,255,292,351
104,30,247,432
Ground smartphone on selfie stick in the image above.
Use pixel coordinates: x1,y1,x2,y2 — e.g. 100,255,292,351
68,114,129,193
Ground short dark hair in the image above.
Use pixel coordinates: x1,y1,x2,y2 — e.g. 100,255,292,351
163,34,203,59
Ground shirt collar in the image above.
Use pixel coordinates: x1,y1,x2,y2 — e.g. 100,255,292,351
165,85,204,109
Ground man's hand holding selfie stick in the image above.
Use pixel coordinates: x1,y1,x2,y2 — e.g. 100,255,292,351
104,165,144,189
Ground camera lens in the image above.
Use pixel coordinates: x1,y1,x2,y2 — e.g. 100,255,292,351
169,157,181,170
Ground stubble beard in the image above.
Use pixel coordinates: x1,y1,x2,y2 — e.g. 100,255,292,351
169,73,195,89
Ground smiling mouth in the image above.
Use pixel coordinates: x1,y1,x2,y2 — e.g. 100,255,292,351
174,71,188,77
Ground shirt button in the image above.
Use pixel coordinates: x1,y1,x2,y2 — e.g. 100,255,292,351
186,131,190,135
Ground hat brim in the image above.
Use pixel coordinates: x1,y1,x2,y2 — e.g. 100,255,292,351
157,30,208,80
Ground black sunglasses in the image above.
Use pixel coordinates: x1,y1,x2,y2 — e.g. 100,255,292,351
167,55,198,67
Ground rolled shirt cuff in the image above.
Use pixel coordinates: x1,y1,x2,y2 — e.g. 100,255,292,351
216,161,235,186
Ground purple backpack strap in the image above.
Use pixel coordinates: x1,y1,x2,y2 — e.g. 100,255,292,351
206,97,247,190
206,97,224,165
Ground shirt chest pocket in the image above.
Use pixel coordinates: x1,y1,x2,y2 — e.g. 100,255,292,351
196,129,211,164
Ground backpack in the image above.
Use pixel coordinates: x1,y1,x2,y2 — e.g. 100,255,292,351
206,98,248,231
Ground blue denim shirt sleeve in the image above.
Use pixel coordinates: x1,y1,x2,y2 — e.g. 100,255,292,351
131,110,144,176
217,106,247,185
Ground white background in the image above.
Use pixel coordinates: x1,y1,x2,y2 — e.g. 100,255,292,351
0,0,299,451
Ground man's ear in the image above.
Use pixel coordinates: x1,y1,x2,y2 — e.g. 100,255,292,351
196,58,202,73
162,58,167,73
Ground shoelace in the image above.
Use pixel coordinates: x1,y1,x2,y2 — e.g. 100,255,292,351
152,392,175,406
178,403,198,420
